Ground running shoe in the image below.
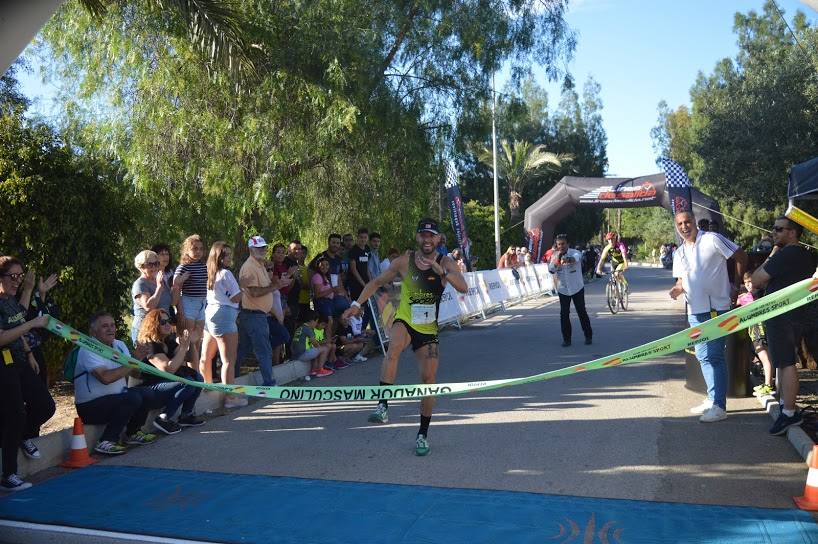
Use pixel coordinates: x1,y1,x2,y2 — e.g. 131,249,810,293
309,369,320,377
368,404,389,423
753,384,775,397
333,358,351,370
415,434,430,456
316,367,334,377
20,439,41,460
94,440,127,455
124,430,158,445
153,415,182,435
770,411,803,436
352,353,368,363
0,474,32,492
178,414,205,427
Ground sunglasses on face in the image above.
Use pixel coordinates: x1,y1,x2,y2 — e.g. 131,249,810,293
772,226,792,232
159,318,171,325
143,261,160,267
1,273,25,281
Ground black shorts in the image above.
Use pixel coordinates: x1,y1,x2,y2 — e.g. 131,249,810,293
394,319,438,352
765,315,800,369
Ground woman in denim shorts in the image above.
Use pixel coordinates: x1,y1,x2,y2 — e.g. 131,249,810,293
200,242,245,407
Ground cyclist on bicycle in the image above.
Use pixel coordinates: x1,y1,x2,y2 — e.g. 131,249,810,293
595,231,630,291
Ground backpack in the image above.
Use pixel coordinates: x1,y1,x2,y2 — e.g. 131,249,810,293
63,347,86,383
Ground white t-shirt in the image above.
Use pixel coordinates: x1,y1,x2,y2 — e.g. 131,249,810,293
206,269,241,308
548,248,585,296
672,231,738,314
74,340,131,404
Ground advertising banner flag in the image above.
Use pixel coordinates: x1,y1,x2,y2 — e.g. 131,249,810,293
445,162,473,271
661,158,693,215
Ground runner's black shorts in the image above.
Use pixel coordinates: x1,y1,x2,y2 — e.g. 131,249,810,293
394,319,438,352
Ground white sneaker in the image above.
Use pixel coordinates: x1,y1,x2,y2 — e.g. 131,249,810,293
699,406,727,423
224,395,249,409
689,399,713,415
353,353,368,363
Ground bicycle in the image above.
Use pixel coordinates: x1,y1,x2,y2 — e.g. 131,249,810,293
602,271,629,314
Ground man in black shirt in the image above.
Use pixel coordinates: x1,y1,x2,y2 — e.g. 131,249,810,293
751,217,818,435
347,228,373,331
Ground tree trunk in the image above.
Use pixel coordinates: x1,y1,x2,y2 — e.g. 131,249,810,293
509,190,522,221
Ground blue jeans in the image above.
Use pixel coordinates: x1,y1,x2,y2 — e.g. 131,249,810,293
138,371,203,420
236,310,275,386
688,311,727,409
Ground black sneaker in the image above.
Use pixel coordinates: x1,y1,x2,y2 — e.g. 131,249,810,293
769,410,803,436
561,341,571,347
178,414,205,427
20,439,41,460
584,337,592,345
0,474,32,492
153,416,182,435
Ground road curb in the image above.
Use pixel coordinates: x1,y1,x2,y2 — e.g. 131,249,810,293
756,392,816,464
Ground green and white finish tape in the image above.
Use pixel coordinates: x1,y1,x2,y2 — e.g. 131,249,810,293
46,277,818,402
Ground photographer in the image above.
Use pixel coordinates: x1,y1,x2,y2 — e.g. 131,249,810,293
548,234,593,347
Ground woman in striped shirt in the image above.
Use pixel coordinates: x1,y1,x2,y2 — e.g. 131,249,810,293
173,235,207,369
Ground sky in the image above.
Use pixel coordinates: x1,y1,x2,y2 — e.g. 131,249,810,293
530,0,816,177
12,0,818,179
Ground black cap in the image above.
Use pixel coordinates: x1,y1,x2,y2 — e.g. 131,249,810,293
416,218,440,235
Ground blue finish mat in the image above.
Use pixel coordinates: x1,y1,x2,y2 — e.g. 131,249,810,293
1,465,817,543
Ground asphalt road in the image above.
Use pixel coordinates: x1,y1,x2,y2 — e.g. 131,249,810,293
99,266,808,510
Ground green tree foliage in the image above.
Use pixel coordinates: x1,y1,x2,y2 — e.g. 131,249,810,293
0,69,137,365
32,0,576,256
458,200,507,269
650,1,818,249
455,76,607,245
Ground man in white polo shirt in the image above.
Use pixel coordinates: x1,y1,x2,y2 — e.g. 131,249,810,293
670,211,747,423
548,234,593,347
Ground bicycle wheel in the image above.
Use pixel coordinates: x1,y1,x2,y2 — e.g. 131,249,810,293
619,281,629,311
606,280,619,314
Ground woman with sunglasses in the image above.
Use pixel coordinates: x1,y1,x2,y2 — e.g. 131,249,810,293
131,250,169,343
136,309,204,434
0,256,51,491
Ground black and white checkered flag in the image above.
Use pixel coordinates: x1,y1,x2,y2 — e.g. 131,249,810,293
444,161,459,189
661,158,692,188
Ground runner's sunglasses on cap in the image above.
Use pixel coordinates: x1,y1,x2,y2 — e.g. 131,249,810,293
417,219,440,235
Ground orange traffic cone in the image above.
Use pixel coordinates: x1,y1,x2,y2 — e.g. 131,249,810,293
60,417,98,469
794,445,818,510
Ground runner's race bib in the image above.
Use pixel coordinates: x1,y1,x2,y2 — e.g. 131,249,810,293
411,304,436,325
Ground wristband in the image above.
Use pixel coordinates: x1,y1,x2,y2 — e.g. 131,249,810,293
350,301,361,309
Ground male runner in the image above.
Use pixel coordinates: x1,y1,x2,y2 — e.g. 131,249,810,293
595,231,630,291
343,218,467,456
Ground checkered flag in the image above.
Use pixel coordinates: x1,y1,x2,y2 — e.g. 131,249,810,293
661,158,692,188
444,161,459,189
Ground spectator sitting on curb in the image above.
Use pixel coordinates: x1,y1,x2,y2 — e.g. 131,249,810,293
336,314,368,363
73,312,158,456
316,314,350,370
291,310,333,378
137,309,205,434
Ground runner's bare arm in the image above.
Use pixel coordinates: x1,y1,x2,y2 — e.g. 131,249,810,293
440,255,468,293
342,255,407,318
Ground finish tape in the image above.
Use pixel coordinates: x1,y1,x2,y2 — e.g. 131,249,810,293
45,277,818,402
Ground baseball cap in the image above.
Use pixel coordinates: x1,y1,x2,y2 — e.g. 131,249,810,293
416,218,440,235
248,235,268,248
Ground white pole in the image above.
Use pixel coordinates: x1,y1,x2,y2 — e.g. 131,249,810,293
491,73,501,266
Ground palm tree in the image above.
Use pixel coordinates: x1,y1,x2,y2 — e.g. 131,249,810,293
478,140,572,221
